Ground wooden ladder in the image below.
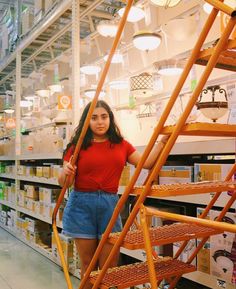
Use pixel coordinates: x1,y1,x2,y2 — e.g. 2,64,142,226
53,1,236,289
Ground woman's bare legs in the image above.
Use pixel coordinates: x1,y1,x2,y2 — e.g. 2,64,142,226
75,238,98,289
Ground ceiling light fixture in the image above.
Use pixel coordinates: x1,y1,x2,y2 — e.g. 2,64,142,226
4,109,15,114
103,52,123,64
154,59,184,76
130,72,153,99
196,85,228,122
109,80,129,90
97,20,118,37
35,89,50,97
150,0,182,8
133,31,161,51
49,84,63,93
80,65,101,75
20,100,33,108
84,88,106,99
118,6,145,22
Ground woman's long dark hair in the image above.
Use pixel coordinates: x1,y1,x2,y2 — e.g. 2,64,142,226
63,100,123,156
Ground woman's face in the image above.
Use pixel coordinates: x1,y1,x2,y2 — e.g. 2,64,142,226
90,107,110,138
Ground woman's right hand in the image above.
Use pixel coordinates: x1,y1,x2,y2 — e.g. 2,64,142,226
63,161,77,176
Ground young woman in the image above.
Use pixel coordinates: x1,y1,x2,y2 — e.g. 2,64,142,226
58,100,168,289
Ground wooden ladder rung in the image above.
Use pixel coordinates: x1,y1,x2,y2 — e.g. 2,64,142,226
108,223,223,250
132,181,236,197
89,257,196,289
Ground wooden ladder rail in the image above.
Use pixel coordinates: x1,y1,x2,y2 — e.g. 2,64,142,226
89,6,221,289
51,1,134,289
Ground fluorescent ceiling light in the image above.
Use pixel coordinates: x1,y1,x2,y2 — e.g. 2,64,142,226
118,6,145,22
103,52,123,64
84,88,106,98
80,65,101,75
150,0,181,8
97,20,118,37
109,80,129,90
133,31,161,51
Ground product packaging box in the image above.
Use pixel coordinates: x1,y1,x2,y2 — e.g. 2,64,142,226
159,166,193,185
194,163,232,182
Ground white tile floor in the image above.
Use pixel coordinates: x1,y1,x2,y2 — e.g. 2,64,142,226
0,227,79,289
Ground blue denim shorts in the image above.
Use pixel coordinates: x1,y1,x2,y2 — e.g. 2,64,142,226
62,190,122,239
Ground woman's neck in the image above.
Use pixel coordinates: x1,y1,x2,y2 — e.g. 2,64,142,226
92,135,108,142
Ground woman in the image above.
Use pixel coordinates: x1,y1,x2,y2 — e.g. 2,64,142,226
58,100,168,289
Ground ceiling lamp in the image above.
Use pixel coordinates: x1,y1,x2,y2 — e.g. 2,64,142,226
133,31,161,51
130,72,153,99
80,65,101,75
162,15,197,41
118,6,145,22
84,88,106,99
4,108,15,114
154,59,184,76
109,80,129,90
103,52,123,64
35,89,50,97
196,85,228,122
97,20,118,37
49,84,63,93
24,95,36,101
20,100,33,108
150,0,181,8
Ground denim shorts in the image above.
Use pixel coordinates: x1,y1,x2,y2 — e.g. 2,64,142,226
62,190,122,239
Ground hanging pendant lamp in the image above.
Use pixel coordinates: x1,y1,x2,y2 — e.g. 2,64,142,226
150,0,182,8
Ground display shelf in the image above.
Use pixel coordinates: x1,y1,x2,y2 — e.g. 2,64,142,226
17,175,59,186
0,173,17,179
0,156,16,161
0,199,17,210
23,121,70,134
17,153,62,160
184,271,235,289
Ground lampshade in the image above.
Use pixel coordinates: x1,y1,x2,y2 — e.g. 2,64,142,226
35,89,50,97
80,65,101,75
4,108,15,114
196,85,228,122
103,52,123,64
133,31,161,51
150,0,181,8
49,84,63,93
20,100,33,108
130,72,153,99
97,20,118,37
153,59,184,76
109,80,129,90
24,95,36,101
162,15,197,41
84,88,106,99
118,6,145,22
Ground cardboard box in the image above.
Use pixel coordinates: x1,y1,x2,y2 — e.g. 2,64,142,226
194,163,232,182
197,241,211,274
159,166,193,185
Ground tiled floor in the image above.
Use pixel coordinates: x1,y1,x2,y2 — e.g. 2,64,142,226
0,227,79,289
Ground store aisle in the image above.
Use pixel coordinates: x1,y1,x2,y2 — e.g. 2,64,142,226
0,227,79,289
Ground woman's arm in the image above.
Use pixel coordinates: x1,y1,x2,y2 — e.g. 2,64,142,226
127,135,169,170
58,161,77,187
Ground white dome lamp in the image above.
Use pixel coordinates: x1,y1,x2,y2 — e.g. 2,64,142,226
154,59,184,76
150,0,182,8
80,65,101,76
133,31,162,51
103,52,123,64
196,85,228,122
97,20,118,37
118,6,145,22
84,88,106,99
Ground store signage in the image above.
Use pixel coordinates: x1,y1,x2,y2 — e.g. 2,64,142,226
58,95,72,110
5,117,16,129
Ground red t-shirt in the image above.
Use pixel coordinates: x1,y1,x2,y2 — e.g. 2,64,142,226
63,139,135,193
